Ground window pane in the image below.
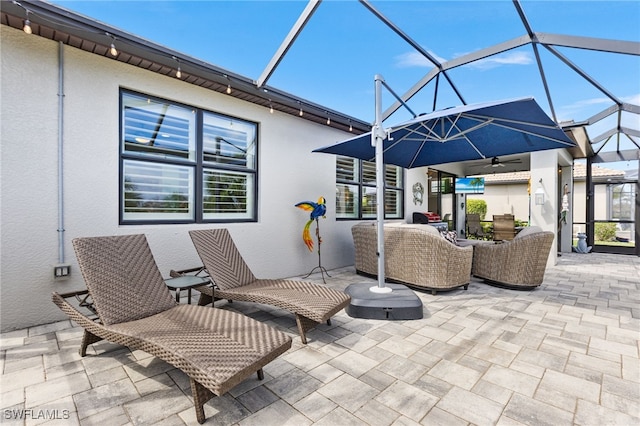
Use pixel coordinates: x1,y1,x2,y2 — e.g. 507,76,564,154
385,165,401,188
203,169,255,220
337,157,357,182
122,93,195,160
336,184,359,218
385,189,402,218
362,186,378,218
362,161,376,185
123,160,193,220
203,112,256,168
612,183,633,220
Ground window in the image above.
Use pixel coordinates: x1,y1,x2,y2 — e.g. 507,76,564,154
120,91,257,223
336,156,403,219
610,182,634,221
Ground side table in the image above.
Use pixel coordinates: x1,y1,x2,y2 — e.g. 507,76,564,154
164,275,210,304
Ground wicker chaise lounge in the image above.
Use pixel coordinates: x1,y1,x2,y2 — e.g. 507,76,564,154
52,234,292,424
472,226,554,288
187,228,351,344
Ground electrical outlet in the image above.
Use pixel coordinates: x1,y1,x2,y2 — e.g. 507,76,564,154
54,264,71,278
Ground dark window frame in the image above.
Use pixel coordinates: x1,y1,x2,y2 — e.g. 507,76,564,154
335,156,404,220
119,89,258,225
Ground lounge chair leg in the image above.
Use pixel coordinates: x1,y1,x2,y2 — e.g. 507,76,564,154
79,330,102,357
326,319,331,326
464,284,469,290
296,314,318,345
257,368,264,380
431,289,437,295
197,293,213,306
190,378,214,424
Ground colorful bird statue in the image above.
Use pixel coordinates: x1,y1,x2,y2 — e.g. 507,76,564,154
295,196,326,251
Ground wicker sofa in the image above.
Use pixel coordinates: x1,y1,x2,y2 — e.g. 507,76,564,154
352,222,473,294
471,226,554,289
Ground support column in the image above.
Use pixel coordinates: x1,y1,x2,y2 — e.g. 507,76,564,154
559,165,573,253
530,150,559,267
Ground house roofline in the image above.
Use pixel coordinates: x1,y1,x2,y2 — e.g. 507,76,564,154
1,0,371,134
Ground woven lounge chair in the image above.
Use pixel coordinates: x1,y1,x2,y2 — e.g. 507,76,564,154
472,226,554,289
187,228,351,344
52,234,292,424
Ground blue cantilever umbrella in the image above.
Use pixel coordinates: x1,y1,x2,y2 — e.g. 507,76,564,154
314,93,575,320
314,97,576,168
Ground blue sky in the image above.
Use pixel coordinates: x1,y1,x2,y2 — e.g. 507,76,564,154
51,0,639,156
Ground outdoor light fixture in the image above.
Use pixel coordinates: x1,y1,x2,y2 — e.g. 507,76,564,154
349,120,353,132
14,1,32,34
173,56,182,79
534,179,545,205
269,102,274,114
226,84,232,94
106,33,118,56
326,114,331,125
23,16,32,34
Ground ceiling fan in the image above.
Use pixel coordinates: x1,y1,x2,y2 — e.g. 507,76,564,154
483,156,522,168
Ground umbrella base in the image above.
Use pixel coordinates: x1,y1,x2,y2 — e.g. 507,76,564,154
344,282,423,320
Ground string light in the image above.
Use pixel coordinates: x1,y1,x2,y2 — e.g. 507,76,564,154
106,33,118,56
172,56,181,79
221,75,232,94
298,102,304,116
23,11,32,34
349,120,353,132
326,113,331,125
269,100,274,114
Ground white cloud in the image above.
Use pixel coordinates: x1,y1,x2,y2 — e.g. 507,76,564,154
395,50,534,71
622,93,640,105
394,51,447,68
562,97,614,111
463,51,533,70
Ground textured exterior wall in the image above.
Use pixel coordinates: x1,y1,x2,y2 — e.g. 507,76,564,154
0,26,359,331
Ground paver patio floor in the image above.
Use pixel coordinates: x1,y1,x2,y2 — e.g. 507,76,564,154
1,252,638,425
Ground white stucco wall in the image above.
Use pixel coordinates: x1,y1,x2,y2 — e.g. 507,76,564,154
468,184,530,223
0,26,363,331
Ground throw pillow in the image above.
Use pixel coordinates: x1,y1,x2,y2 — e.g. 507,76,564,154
440,230,458,245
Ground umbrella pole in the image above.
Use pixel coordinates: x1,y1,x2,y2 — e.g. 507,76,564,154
339,75,423,320
371,75,392,294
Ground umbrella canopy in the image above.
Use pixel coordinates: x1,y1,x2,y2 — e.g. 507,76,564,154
314,97,576,169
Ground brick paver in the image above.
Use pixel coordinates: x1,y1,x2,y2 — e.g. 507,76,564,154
1,252,638,425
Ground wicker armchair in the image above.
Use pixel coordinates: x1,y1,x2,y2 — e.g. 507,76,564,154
53,234,292,424
472,226,554,289
352,222,473,295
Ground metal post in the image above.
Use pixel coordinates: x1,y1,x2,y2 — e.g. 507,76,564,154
371,75,391,293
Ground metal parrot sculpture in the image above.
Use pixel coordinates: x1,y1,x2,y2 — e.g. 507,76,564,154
295,196,326,251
